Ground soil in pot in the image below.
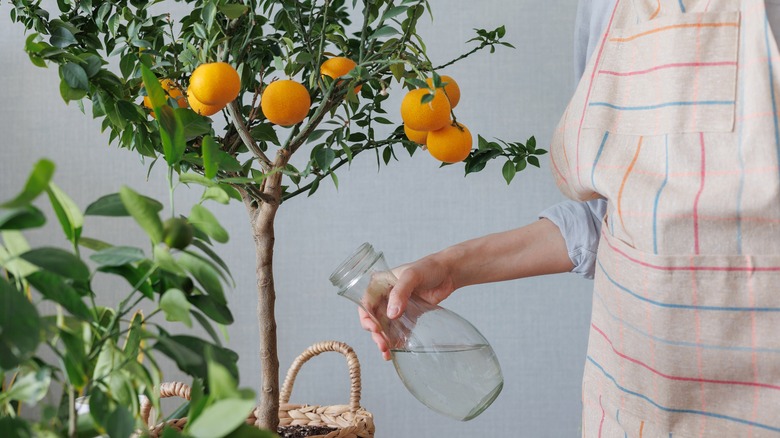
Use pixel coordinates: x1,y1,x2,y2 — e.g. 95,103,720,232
277,425,338,438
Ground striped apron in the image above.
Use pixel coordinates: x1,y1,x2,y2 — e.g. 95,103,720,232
550,0,780,436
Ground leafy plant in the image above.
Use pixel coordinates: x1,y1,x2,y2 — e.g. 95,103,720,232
0,160,266,437
7,0,547,430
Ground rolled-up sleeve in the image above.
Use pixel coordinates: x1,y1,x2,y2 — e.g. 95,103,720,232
539,199,606,279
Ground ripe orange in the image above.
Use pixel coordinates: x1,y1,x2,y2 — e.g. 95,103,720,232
426,75,460,108
143,79,188,110
260,79,311,126
426,122,473,163
187,89,224,116
400,89,451,132
188,62,241,106
404,125,428,145
321,57,361,93
320,57,357,79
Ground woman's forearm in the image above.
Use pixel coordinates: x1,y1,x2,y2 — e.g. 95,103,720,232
433,218,574,289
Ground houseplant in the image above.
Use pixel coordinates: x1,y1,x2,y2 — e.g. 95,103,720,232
6,0,547,431
0,159,272,437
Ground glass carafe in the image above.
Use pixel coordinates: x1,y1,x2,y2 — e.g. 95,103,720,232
330,243,503,421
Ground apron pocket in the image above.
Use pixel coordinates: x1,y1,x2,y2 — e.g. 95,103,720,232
590,226,780,437
584,11,740,136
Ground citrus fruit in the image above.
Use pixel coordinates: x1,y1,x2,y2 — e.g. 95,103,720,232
261,79,311,126
187,89,224,116
188,62,241,106
163,217,194,250
400,88,451,132
143,79,188,110
404,125,428,145
426,75,460,108
426,122,473,163
320,57,357,79
320,56,361,93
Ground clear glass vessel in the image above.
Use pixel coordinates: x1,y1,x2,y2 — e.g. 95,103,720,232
330,243,503,421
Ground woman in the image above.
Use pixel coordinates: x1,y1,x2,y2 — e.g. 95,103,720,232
362,0,780,436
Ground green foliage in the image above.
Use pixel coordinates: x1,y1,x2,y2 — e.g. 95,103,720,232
9,0,533,209
0,161,253,437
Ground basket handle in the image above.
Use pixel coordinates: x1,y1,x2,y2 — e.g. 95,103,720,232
140,381,192,426
279,340,362,412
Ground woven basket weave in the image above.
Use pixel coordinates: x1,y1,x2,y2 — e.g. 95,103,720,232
141,341,374,438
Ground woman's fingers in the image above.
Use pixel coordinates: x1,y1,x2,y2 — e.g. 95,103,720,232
387,268,419,319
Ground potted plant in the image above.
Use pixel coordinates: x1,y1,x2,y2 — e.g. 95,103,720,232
0,159,276,437
6,0,546,432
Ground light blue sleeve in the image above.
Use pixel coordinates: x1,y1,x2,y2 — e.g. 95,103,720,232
539,199,606,280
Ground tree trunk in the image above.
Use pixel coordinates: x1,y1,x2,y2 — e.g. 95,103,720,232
243,164,287,432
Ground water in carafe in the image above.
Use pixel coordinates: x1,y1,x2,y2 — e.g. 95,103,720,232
330,243,503,421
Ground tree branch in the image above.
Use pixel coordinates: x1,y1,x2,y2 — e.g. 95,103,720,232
227,101,272,171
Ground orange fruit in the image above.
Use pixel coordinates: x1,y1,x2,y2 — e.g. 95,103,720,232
320,57,361,93
426,75,460,108
188,62,241,106
426,122,473,163
260,79,311,126
320,57,357,79
404,125,428,145
400,89,451,132
143,79,188,110
187,89,224,116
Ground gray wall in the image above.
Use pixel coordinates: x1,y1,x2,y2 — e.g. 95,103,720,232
0,1,592,436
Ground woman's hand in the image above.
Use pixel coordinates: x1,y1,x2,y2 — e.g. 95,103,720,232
359,258,457,361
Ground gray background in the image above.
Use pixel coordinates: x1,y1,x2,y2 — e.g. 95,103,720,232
0,0,591,436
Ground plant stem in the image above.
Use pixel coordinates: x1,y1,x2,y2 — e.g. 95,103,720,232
358,0,371,63
227,101,272,171
167,166,175,218
68,389,76,438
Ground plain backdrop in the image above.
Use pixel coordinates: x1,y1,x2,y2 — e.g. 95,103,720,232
0,0,591,436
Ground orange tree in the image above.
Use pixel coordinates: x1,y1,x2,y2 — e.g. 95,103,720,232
8,0,546,430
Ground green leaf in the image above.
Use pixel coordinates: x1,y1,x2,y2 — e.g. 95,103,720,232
153,245,186,276
189,205,228,244
0,369,51,405
119,186,164,244
0,206,46,230
2,159,55,208
49,26,76,48
191,240,232,280
105,405,134,438
0,277,40,370
177,108,212,139
86,192,164,216
178,252,225,304
201,186,230,205
123,311,145,361
219,4,249,18
249,123,280,145
189,295,233,325
154,334,239,382
46,182,83,244
0,417,33,438
0,232,39,278
26,271,91,318
191,310,222,345
160,288,192,327
527,155,540,167
61,62,89,91
158,106,187,166
60,329,88,388
202,135,220,179
502,160,516,185
140,64,166,109
180,173,217,188
90,246,145,267
382,6,409,21
313,147,336,170
20,247,90,281
370,26,400,40
188,398,257,438
88,388,112,430
222,424,278,438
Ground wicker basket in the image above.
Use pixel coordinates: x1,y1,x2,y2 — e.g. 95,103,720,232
140,341,374,438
